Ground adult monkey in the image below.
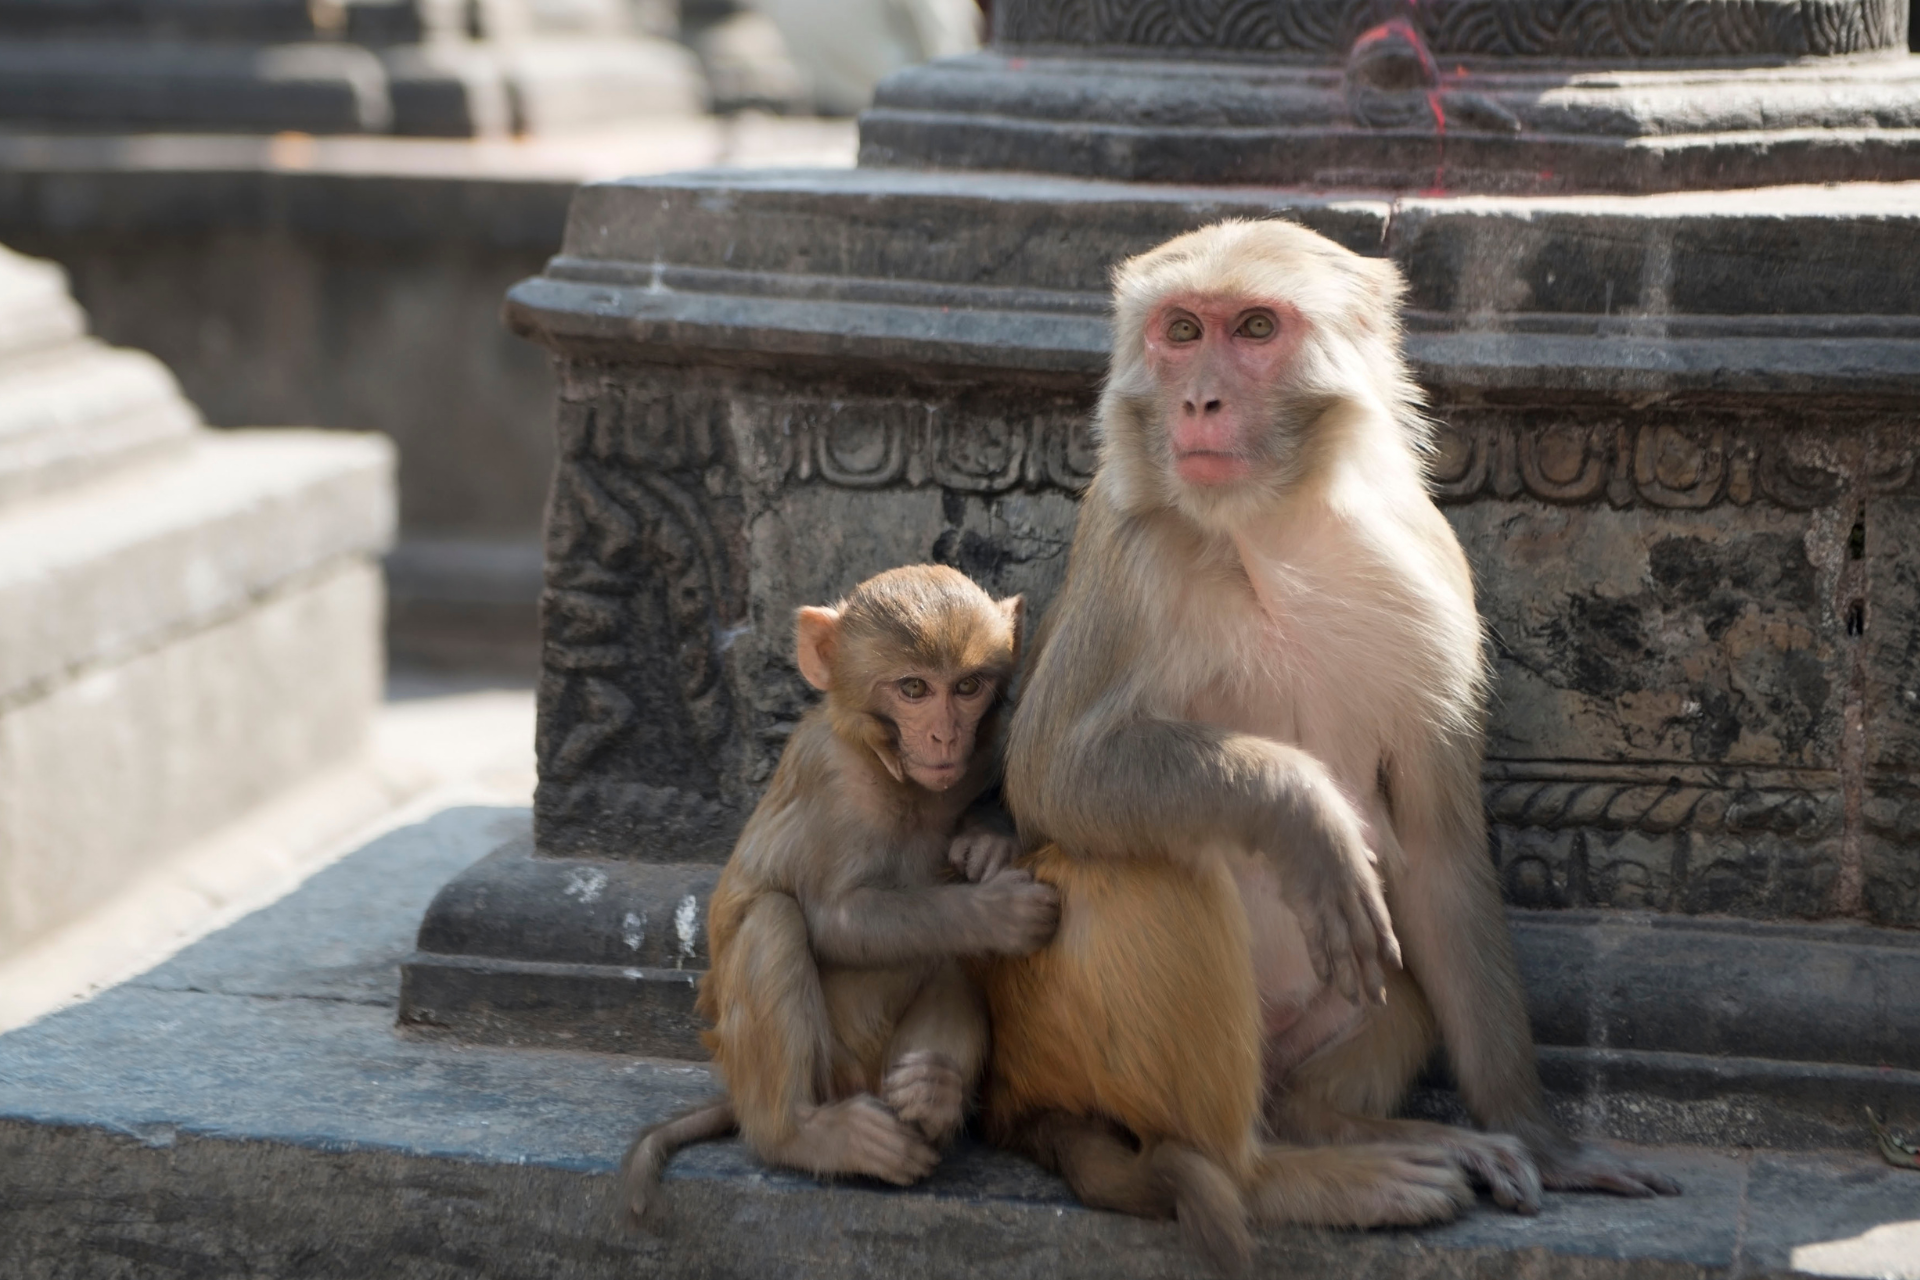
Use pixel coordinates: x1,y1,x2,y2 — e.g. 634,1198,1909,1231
986,220,1678,1266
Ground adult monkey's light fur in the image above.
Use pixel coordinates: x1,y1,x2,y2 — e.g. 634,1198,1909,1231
986,221,1679,1273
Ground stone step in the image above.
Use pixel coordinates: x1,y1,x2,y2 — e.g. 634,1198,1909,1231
0,34,704,137
6,806,1915,1280
399,831,1920,1151
0,428,394,704
0,242,84,357
0,340,201,503
0,244,202,502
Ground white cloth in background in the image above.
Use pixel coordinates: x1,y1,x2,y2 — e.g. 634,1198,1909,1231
749,0,980,115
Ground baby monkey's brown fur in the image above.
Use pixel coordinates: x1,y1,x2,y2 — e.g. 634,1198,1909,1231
619,565,1057,1222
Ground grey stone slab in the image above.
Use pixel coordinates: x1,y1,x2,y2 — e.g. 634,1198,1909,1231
7,803,1903,1280
134,805,533,1007
1740,1150,1920,1274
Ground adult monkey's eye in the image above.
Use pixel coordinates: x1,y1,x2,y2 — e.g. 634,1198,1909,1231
955,676,982,697
1239,312,1276,339
1167,317,1201,343
898,677,930,699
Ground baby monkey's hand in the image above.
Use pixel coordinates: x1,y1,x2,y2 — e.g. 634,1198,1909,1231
948,828,1020,883
969,867,1059,955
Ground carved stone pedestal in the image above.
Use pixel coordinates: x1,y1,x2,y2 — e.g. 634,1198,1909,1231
404,5,1920,1151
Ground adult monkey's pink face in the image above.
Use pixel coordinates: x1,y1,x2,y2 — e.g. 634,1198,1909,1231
1141,294,1305,488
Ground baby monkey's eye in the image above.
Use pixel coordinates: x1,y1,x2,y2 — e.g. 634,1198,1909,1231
898,677,931,699
1238,312,1276,339
1167,317,1201,343
954,676,983,697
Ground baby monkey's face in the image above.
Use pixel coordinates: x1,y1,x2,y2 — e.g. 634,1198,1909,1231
872,669,999,791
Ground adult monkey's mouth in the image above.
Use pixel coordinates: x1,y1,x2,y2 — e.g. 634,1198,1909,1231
1175,451,1252,485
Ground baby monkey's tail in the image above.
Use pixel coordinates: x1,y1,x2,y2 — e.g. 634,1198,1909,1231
616,1096,736,1227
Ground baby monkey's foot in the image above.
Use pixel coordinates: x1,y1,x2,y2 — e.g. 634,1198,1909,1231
883,1050,968,1144
780,1096,939,1185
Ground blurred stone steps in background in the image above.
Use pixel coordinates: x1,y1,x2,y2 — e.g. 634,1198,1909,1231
0,119,858,677
0,242,394,977
0,0,705,136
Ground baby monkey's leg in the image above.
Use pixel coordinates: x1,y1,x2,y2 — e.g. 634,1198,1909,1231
881,960,988,1144
716,894,938,1184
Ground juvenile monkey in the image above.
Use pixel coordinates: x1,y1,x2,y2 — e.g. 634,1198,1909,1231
986,220,1677,1271
619,565,1054,1220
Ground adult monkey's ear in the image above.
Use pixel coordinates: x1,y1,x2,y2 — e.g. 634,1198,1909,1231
997,595,1027,663
795,606,840,691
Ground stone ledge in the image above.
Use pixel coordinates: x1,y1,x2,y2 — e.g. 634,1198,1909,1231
505,169,1920,400
5,805,1916,1279
0,429,395,704
397,829,1920,1150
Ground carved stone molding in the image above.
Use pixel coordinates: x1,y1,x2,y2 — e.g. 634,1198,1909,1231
1430,418,1919,510
996,0,1908,59
751,394,1099,496
1486,776,1835,837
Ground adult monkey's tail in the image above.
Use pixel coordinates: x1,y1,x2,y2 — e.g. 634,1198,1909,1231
616,1096,736,1227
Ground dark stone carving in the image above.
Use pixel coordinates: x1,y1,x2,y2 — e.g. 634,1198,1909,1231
760,394,1097,495
536,380,752,863
994,0,1908,58
1429,417,1919,510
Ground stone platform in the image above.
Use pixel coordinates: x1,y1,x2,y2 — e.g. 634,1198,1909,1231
3,805,1917,1280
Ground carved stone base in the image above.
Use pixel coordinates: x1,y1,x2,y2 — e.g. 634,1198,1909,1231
401,830,716,1054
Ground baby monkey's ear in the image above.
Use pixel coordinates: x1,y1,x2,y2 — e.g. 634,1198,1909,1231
795,606,841,692
998,595,1026,662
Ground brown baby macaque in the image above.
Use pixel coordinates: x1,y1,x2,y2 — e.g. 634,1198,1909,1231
618,565,1055,1222
983,219,1678,1274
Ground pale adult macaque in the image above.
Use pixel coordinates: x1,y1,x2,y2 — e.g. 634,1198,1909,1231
619,565,1054,1222
984,220,1679,1272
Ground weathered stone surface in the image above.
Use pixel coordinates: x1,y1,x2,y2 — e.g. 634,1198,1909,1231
5,805,1913,1280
